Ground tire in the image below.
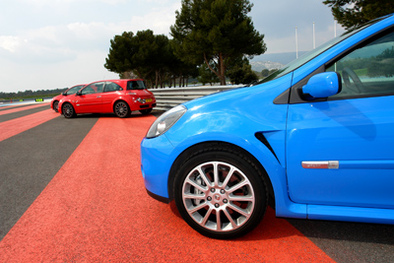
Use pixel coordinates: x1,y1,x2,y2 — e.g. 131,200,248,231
114,101,130,118
173,144,267,239
53,101,59,112
139,108,152,115
62,103,76,118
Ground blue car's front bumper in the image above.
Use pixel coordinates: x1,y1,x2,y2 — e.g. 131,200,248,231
140,134,176,202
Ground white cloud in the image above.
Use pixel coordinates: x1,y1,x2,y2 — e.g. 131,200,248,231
0,36,26,53
0,0,182,92
0,0,344,92
128,10,177,36
0,50,118,92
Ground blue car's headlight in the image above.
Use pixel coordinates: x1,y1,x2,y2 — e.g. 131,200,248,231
146,105,187,138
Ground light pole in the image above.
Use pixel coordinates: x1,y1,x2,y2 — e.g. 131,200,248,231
295,26,298,59
313,22,316,49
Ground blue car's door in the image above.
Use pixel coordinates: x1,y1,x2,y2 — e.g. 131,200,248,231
286,29,394,209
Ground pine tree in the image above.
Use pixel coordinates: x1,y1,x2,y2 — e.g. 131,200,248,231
170,0,266,85
323,0,394,30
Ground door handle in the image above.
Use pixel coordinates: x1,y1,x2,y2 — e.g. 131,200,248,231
302,161,339,169
96,96,101,98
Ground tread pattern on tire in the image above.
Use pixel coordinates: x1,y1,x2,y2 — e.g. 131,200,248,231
172,142,269,239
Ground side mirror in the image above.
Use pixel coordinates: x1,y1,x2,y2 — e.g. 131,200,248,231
76,91,82,96
62,91,67,96
302,72,341,99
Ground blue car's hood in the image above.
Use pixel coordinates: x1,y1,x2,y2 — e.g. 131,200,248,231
183,74,292,113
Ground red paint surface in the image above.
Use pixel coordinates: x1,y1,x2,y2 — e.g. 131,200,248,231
0,109,59,142
0,116,334,262
0,103,50,116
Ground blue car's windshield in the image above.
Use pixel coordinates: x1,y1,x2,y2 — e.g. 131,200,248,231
258,17,387,84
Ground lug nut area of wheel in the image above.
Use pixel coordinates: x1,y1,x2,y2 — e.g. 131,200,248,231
207,188,229,208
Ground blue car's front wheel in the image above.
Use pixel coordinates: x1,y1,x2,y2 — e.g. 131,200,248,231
173,144,268,239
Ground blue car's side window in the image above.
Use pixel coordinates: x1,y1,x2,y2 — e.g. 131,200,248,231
326,29,394,99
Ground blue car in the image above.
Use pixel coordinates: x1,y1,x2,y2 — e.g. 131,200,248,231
140,13,394,239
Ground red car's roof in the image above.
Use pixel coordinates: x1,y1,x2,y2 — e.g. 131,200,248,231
87,79,144,83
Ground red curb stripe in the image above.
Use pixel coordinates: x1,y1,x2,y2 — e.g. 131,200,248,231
0,103,50,116
0,116,334,262
0,109,59,142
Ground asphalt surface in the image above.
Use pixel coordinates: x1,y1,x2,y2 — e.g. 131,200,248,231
0,104,51,122
0,102,393,262
0,113,98,240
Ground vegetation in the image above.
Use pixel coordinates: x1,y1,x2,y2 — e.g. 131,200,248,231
104,30,197,88
9,0,390,97
226,57,258,84
170,0,265,85
198,63,220,85
105,0,265,87
323,0,394,30
368,46,394,77
261,69,278,78
333,46,394,77
0,88,65,101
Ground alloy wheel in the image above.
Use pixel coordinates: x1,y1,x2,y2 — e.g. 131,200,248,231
115,101,129,118
181,161,255,233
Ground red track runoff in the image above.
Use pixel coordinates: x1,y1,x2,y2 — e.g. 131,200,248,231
0,103,50,116
0,114,333,262
0,109,59,142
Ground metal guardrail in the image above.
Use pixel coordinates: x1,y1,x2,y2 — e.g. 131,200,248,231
0,86,244,111
150,85,244,111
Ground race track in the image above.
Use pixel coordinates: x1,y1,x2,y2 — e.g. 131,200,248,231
0,102,393,262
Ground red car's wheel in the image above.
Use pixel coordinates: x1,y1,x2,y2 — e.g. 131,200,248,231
114,101,130,118
62,103,76,118
53,101,59,112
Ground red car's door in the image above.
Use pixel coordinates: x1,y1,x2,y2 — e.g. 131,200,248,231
100,81,124,112
76,82,104,113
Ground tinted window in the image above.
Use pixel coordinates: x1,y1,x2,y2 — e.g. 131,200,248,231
104,82,122,92
81,82,104,95
326,29,394,99
65,85,84,95
127,80,146,90
258,17,386,84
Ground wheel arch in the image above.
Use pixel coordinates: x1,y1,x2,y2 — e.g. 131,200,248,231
112,99,129,112
61,102,76,118
168,141,275,206
60,101,73,109
51,100,59,112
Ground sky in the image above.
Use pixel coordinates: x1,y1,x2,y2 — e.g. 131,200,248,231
0,0,345,93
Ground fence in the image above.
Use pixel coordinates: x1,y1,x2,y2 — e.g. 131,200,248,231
0,85,244,111
150,84,244,111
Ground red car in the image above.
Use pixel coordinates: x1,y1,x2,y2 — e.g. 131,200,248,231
58,79,156,118
51,84,85,112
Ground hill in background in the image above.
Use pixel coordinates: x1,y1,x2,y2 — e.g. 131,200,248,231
250,51,308,72
1,52,309,100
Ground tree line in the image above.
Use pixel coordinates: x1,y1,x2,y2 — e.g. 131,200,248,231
104,0,265,88
105,0,394,89
323,0,394,30
0,88,66,100
3,0,393,98
335,46,394,77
